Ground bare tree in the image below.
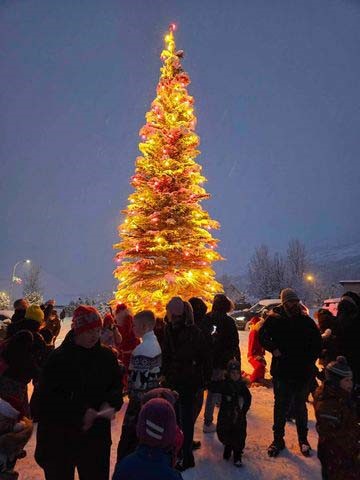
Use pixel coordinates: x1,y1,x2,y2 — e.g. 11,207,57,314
23,265,43,305
248,245,273,298
287,239,307,286
271,252,287,296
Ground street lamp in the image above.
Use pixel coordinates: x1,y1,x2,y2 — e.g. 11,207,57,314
10,259,31,302
305,274,315,283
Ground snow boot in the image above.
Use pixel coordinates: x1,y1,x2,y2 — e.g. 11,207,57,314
175,457,195,472
233,450,243,467
299,439,312,457
267,439,285,457
223,445,232,460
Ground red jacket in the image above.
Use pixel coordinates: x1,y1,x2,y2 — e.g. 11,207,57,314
247,317,265,359
116,315,140,369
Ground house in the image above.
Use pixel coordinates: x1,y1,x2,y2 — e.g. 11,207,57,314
339,280,360,295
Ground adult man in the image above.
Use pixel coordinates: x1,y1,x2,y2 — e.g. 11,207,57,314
35,306,123,480
10,298,29,323
259,288,321,457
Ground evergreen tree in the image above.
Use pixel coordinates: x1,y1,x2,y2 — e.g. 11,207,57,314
114,25,222,315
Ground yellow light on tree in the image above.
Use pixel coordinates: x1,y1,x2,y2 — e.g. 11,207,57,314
113,24,223,316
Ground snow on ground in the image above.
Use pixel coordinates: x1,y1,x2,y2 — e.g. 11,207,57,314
18,319,321,480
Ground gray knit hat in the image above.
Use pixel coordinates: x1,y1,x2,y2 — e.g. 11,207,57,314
325,356,352,385
280,288,300,305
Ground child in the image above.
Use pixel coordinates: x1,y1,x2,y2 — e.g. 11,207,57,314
101,313,122,357
210,359,252,467
114,304,140,371
247,315,266,384
0,398,33,479
314,356,360,480
112,398,183,480
117,310,162,461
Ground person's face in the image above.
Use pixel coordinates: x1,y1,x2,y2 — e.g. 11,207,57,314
339,376,353,393
229,370,241,381
75,327,101,349
284,300,301,317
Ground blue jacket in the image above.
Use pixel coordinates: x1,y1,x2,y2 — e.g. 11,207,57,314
112,445,183,480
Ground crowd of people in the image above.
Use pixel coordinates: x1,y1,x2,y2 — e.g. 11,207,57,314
0,288,358,480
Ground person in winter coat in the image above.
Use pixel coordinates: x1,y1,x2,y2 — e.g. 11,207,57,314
10,299,29,324
112,398,183,480
247,315,266,384
210,360,251,467
34,306,123,480
335,292,360,386
114,304,140,390
259,288,322,457
203,294,240,433
0,397,33,479
313,356,360,480
42,302,61,345
117,310,162,461
100,313,122,357
161,297,208,471
188,297,211,448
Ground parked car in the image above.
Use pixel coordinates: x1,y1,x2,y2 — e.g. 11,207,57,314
321,298,341,316
231,298,310,330
230,299,281,330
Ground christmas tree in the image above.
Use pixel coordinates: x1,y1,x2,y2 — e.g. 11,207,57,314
113,24,223,316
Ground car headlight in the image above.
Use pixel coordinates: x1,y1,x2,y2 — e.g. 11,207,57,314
236,316,245,321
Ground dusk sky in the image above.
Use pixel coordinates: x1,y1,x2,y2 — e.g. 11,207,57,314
1,0,360,295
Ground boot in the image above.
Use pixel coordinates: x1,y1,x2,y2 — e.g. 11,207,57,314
267,438,285,457
233,449,243,467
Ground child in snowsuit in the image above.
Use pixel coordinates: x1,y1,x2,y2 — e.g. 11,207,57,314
247,315,266,384
313,356,360,480
0,398,33,479
112,398,183,480
210,359,252,467
117,310,162,461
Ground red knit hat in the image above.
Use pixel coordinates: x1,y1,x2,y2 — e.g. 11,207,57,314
115,303,128,314
72,306,102,335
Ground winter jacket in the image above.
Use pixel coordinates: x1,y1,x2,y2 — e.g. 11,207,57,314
247,318,265,359
35,331,123,429
314,381,360,480
116,316,140,369
259,305,321,381
210,378,251,449
335,305,360,385
128,330,162,397
112,444,183,480
203,312,240,370
162,321,208,394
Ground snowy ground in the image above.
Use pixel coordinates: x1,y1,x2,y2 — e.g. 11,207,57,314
18,319,321,480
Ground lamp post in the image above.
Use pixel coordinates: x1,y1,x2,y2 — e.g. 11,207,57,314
10,259,31,302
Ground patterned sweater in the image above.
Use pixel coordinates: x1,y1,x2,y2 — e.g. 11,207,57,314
128,331,162,397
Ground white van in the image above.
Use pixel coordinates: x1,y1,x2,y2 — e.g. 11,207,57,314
321,298,341,316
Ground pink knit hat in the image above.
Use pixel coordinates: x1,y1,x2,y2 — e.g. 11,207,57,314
136,398,177,449
71,306,102,335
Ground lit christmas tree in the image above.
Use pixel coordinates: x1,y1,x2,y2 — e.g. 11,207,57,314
113,24,223,316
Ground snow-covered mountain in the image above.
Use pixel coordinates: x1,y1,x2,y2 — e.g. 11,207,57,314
310,240,360,282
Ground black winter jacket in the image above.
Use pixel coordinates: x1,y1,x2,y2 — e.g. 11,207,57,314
35,331,123,429
162,322,208,394
202,312,240,370
259,306,321,381
210,378,251,449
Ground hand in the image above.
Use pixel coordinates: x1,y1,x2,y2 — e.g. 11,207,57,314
272,349,282,358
